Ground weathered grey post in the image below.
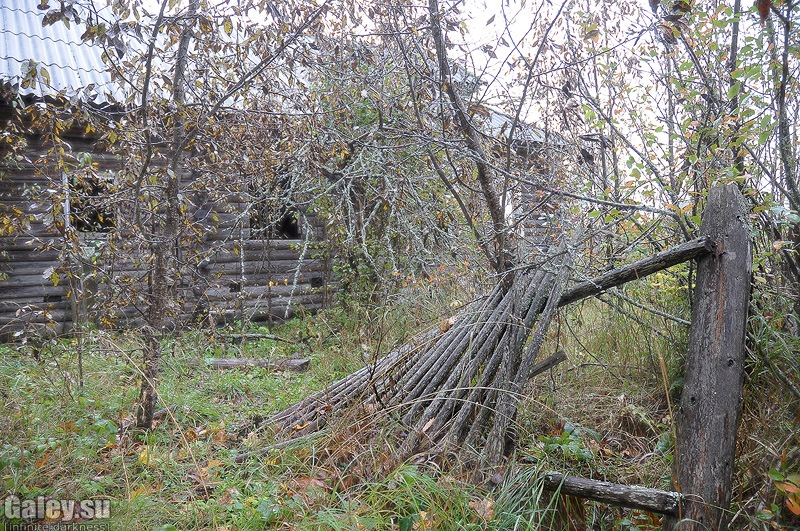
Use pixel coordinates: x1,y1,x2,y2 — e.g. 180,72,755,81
664,185,752,530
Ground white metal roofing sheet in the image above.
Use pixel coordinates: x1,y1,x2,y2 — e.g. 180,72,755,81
0,1,119,104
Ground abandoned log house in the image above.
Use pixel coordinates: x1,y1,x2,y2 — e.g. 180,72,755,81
0,2,331,339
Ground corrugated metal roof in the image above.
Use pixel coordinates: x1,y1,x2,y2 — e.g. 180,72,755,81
0,1,120,104
484,110,569,146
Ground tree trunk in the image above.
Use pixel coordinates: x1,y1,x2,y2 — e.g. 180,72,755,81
136,0,197,429
663,185,752,530
428,0,507,273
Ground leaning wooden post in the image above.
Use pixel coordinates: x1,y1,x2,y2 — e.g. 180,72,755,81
664,185,752,530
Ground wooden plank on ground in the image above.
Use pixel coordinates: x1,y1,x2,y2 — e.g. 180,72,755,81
542,472,680,516
203,358,309,371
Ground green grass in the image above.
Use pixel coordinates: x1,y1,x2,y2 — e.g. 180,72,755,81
0,320,360,530
1,275,798,530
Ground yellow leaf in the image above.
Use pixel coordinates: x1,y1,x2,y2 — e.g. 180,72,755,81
184,427,198,442
130,484,149,498
138,446,150,466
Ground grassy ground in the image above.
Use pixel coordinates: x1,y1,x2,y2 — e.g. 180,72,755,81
1,281,798,530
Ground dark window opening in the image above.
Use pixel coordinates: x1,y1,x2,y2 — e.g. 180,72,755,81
275,207,301,238
70,173,114,232
249,173,301,239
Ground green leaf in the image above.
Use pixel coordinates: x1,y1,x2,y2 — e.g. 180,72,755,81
257,499,279,523
768,469,784,482
727,82,741,99
399,515,414,531
745,64,762,79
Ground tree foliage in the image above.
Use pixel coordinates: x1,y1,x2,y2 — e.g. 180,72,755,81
5,1,797,498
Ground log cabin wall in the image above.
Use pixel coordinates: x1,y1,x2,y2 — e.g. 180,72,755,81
0,118,331,341
479,110,572,257
0,3,331,340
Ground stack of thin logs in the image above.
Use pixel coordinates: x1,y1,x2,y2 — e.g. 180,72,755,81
263,242,574,466
247,235,715,465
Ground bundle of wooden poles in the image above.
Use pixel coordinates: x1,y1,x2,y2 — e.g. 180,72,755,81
241,236,714,466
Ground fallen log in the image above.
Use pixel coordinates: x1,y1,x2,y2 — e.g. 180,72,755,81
202,358,309,371
226,333,295,344
542,472,681,516
260,239,576,466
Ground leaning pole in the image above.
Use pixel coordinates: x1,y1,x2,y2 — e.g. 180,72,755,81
664,184,752,530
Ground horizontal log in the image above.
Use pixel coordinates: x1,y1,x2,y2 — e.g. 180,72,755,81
236,239,324,251
204,228,322,241
0,226,55,239
0,282,327,307
223,292,326,306
528,350,567,379
201,358,309,371
226,333,295,344
0,200,49,211
0,275,91,289
205,249,306,262
203,284,326,301
542,472,680,516
0,299,68,310
558,236,714,307
203,272,328,288
0,265,327,289
0,309,68,325
204,258,326,275
208,302,326,323
0,250,62,261
0,285,68,299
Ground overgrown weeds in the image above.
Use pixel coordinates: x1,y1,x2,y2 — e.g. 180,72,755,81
1,272,798,529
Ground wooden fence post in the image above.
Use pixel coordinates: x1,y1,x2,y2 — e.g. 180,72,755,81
664,185,752,530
